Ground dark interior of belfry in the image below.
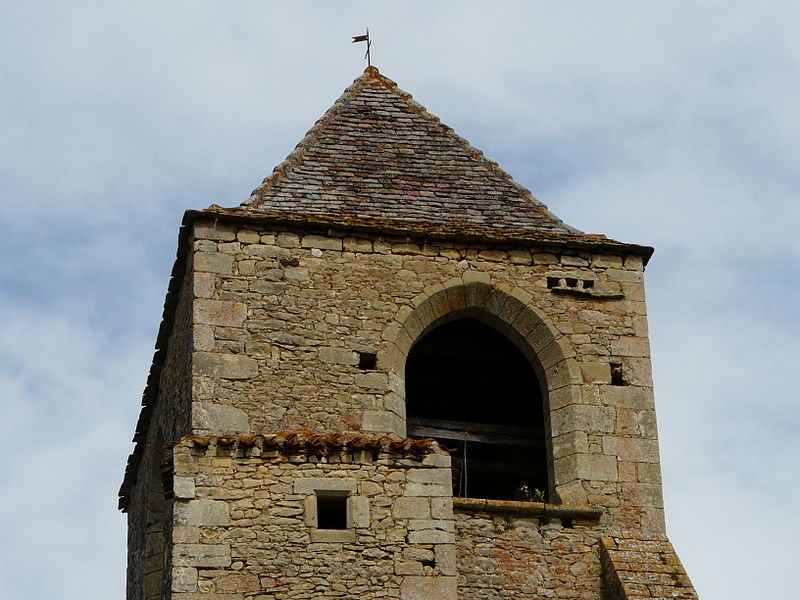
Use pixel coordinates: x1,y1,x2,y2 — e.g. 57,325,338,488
405,317,549,501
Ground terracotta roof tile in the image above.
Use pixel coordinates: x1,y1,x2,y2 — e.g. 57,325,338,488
240,66,582,238
176,429,444,456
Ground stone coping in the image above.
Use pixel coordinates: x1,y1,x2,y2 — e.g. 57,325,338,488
453,497,602,520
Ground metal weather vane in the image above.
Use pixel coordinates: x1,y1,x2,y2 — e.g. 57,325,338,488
352,28,371,67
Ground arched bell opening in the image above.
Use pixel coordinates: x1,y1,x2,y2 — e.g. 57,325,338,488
405,316,548,502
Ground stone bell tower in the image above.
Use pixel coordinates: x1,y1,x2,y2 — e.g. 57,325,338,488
120,66,698,600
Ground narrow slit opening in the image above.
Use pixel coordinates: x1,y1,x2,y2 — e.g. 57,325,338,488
610,363,625,386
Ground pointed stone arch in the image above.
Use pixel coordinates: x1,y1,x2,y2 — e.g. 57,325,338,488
381,271,583,503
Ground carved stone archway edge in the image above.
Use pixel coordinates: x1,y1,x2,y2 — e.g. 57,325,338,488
384,271,581,398
381,272,584,499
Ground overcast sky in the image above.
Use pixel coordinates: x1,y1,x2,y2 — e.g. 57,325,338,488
1,2,798,599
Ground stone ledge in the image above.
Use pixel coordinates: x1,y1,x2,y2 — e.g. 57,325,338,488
453,497,602,521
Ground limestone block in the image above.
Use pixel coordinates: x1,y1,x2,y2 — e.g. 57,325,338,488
301,234,342,251
362,410,403,435
422,453,450,468
555,453,618,483
533,252,559,265
173,476,196,499
193,352,258,379
193,403,250,432
407,468,451,485
250,281,286,295
561,255,589,266
408,529,454,544
461,270,491,285
236,229,261,244
592,254,624,268
193,325,215,352
404,482,452,497
194,251,234,274
607,268,643,282
172,567,198,593
400,576,457,600
637,462,663,484
508,250,531,264
310,529,356,543
194,299,247,327
173,543,231,567
194,220,236,241
601,386,654,410
602,436,660,463
344,237,373,252
173,526,200,543
408,519,454,533
478,249,507,262
350,496,370,528
214,571,260,593
284,267,309,280
392,497,430,519
193,272,216,299
395,560,424,576
581,362,612,384
435,544,457,575
430,497,453,519
637,410,659,438
276,231,300,247
294,477,358,494
318,347,358,365
611,336,651,358
550,405,616,436
552,431,589,458
393,243,420,254
623,482,664,508
183,499,230,526
625,255,644,270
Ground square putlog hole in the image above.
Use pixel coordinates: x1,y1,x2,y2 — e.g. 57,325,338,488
358,352,377,371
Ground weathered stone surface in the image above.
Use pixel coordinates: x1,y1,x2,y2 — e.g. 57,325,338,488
171,567,198,593
194,299,247,327
193,352,257,379
400,576,457,600
173,543,231,567
301,234,343,251
183,499,230,526
193,403,250,432
194,252,234,274
318,347,357,365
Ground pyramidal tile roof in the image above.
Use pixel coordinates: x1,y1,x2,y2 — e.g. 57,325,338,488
238,66,583,239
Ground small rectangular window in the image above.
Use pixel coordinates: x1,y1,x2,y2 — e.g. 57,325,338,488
358,352,377,371
316,494,348,529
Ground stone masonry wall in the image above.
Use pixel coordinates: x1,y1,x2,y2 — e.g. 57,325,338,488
188,217,663,534
127,261,195,600
455,509,601,600
168,437,457,600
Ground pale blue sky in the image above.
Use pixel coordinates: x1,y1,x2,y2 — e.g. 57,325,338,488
1,2,798,598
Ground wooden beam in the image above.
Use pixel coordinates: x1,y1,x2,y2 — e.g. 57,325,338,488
407,417,545,447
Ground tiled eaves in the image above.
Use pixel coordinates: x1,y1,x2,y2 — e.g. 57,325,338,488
193,206,655,260
174,430,444,456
